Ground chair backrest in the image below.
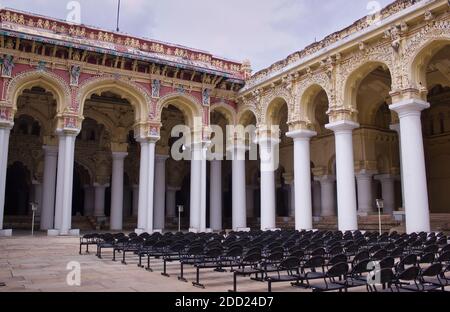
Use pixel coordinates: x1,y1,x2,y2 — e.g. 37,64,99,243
304,256,325,269
390,247,404,258
423,244,438,254
311,247,325,257
372,249,388,261
419,252,435,264
352,259,371,275
438,251,450,263
242,253,262,265
353,251,370,263
328,254,348,266
397,266,420,281
326,262,349,278
375,268,395,285
400,253,418,266
379,257,395,269
279,257,301,272
421,263,443,278
205,248,223,258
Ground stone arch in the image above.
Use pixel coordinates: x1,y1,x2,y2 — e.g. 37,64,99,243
261,88,293,125
295,71,332,121
82,109,116,137
15,107,51,136
237,107,259,127
298,83,331,126
408,38,450,91
342,60,393,112
155,92,203,128
210,102,236,126
5,70,71,115
77,76,151,123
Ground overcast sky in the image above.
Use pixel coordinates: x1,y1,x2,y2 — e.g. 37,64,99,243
0,0,394,72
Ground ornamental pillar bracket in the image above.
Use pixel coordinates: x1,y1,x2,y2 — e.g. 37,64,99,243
327,107,358,124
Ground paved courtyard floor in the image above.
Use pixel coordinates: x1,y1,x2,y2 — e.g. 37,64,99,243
0,233,437,293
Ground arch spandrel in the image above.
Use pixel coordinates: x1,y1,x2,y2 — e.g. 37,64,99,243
154,92,204,128
5,70,71,116
76,76,151,124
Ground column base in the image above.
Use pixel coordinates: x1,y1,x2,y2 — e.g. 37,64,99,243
153,229,163,234
235,227,251,232
47,229,80,237
189,228,199,233
0,229,12,237
134,229,145,235
47,229,60,236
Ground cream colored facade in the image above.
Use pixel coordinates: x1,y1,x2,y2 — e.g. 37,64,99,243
0,0,449,236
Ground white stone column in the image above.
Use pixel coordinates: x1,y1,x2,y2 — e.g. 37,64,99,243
166,186,179,219
390,99,431,233
287,130,316,230
258,137,279,231
326,121,359,232
312,181,322,218
200,146,208,232
54,132,77,235
136,137,160,232
110,152,127,231
210,160,222,231
315,175,336,217
375,174,396,215
142,139,158,233
137,140,149,230
246,186,255,218
356,171,375,215
83,185,95,217
154,155,168,230
94,184,107,217
232,146,247,230
189,142,205,232
40,145,58,230
132,185,139,217
0,125,11,236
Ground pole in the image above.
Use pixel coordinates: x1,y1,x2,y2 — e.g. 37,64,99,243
116,0,121,32
178,206,182,233
378,205,382,235
31,209,35,236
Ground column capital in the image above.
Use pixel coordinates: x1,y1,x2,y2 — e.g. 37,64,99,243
389,99,430,118
286,129,317,141
314,175,336,183
111,152,128,160
136,135,160,144
93,183,109,188
167,186,181,192
355,170,377,180
156,154,170,162
43,145,58,156
389,123,400,133
374,174,397,182
325,120,359,133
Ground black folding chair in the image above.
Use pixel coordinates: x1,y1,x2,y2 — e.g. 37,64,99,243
312,262,349,292
266,257,301,292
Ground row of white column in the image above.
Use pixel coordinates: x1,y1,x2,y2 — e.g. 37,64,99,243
0,99,433,235
286,99,431,234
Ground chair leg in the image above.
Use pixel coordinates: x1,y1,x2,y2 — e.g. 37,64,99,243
122,251,127,265
192,267,204,289
79,244,82,255
268,281,272,293
146,256,153,272
178,263,187,282
162,260,169,277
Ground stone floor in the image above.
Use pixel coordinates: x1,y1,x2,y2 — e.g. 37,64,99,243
0,232,443,293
